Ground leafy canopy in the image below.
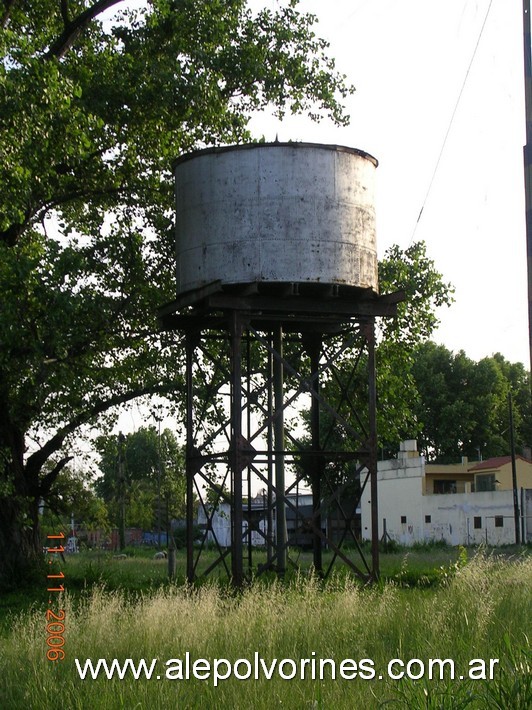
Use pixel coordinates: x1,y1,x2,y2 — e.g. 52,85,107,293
412,342,532,462
0,0,353,582
295,241,455,479
0,0,353,246
376,241,454,448
95,426,186,531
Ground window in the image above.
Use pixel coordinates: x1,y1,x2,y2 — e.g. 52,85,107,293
474,516,482,529
433,480,457,494
401,515,407,524
476,474,496,492
495,516,504,528
425,515,431,524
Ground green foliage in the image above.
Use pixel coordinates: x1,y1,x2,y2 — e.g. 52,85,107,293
0,0,352,247
410,538,451,551
40,465,111,535
437,545,468,587
379,242,455,347
296,241,455,467
481,635,532,709
95,426,186,530
1,553,530,708
0,0,353,582
363,244,531,461
412,343,532,461
0,227,177,436
375,241,455,451
386,676,479,709
386,640,532,709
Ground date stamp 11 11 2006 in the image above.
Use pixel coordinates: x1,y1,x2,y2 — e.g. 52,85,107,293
45,532,66,662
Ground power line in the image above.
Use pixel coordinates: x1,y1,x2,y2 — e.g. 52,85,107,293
409,0,495,245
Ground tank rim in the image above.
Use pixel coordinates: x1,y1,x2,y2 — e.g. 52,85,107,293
173,141,378,169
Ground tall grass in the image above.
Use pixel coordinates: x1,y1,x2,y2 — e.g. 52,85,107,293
1,552,530,709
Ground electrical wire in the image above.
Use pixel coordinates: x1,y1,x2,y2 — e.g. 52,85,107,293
409,0,495,245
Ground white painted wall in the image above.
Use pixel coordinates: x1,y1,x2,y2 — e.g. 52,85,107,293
361,449,524,546
197,503,231,547
197,503,268,547
360,449,425,544
422,491,517,546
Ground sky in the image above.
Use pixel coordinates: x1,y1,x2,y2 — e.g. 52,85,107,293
108,0,529,439
248,0,529,367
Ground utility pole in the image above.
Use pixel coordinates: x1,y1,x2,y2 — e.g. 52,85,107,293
509,392,521,544
118,432,126,551
157,421,162,549
523,1,532,380
273,325,286,576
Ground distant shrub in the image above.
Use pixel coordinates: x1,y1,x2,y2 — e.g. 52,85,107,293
379,538,401,553
173,524,202,549
411,539,451,552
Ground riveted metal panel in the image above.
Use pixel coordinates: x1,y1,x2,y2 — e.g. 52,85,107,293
175,143,379,295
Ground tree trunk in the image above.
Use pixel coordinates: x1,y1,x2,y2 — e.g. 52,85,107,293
0,493,44,589
0,417,63,588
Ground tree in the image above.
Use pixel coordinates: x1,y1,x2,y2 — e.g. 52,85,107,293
0,0,352,248
0,0,353,585
412,343,532,462
295,241,455,476
0,217,180,580
40,465,111,542
94,426,186,540
375,241,455,451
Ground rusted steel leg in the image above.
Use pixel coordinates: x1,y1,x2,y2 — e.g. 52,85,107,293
230,312,244,587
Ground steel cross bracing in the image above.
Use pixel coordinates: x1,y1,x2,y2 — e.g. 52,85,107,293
176,307,385,587
157,283,400,586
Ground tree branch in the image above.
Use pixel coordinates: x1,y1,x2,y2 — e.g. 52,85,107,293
60,0,70,28
40,184,126,215
0,204,33,246
1,0,16,29
0,184,125,246
45,0,125,60
40,455,74,496
24,380,184,479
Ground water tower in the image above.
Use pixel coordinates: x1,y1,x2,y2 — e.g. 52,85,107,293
159,142,399,585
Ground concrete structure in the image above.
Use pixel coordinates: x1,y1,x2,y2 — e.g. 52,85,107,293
425,454,532,494
360,442,532,546
197,502,232,548
424,460,474,494
197,498,271,549
174,142,378,295
468,456,532,491
198,493,360,550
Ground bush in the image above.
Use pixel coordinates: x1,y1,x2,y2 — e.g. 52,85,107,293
411,539,451,552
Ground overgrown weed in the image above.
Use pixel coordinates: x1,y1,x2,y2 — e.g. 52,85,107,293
2,552,530,709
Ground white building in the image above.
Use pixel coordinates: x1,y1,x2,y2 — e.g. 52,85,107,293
360,441,532,546
197,497,270,548
197,493,328,549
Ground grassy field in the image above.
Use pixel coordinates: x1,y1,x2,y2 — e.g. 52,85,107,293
1,547,530,709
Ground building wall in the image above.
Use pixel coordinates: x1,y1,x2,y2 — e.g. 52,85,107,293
424,461,473,495
423,490,517,546
197,503,232,547
487,461,532,491
110,528,143,549
360,450,425,544
360,446,526,546
526,489,532,542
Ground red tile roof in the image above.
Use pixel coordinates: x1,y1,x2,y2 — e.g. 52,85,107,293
467,455,530,472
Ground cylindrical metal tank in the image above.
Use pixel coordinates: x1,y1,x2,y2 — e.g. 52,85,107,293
174,142,378,295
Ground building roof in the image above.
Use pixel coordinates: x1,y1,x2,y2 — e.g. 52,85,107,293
467,455,530,472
